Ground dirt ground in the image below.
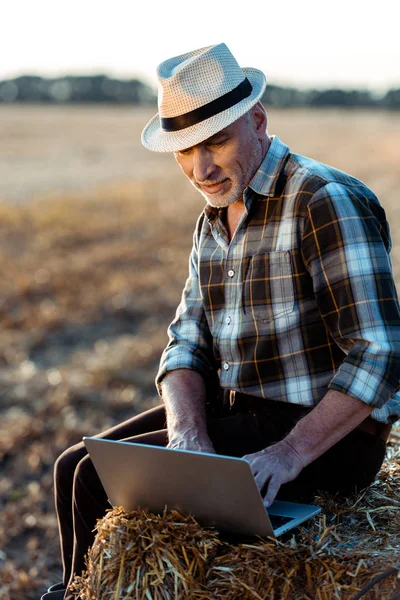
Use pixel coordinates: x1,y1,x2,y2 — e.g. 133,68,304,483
0,106,399,599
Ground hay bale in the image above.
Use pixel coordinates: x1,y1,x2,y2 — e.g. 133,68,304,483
72,434,400,599
71,507,220,599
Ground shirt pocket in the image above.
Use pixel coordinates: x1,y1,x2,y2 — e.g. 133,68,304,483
242,251,295,323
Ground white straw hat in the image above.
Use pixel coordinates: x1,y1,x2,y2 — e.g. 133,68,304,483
141,43,267,153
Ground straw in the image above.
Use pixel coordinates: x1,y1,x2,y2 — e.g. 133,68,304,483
71,431,400,600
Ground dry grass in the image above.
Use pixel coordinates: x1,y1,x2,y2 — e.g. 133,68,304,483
71,436,400,599
0,106,399,599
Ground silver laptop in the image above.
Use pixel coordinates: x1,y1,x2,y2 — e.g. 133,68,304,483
83,437,321,538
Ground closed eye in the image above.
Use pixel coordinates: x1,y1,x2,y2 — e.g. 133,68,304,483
209,138,227,148
176,147,192,156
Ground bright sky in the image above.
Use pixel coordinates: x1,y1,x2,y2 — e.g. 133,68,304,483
2,0,399,92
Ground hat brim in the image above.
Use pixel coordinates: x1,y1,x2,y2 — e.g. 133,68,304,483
141,68,267,153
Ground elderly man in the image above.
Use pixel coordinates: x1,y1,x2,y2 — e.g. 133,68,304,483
44,43,400,600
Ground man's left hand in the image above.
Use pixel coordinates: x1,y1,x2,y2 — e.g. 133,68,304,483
243,439,304,507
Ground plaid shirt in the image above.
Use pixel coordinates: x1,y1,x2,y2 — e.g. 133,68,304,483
157,136,400,425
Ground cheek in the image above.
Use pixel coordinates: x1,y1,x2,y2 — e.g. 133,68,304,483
221,142,246,173
216,151,236,175
176,157,193,179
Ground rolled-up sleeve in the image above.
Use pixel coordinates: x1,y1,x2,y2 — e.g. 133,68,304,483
156,218,217,394
302,182,400,409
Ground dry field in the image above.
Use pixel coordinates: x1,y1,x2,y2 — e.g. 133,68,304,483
0,105,399,599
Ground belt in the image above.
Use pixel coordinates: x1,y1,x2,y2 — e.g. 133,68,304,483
231,392,392,443
231,392,311,418
356,417,392,442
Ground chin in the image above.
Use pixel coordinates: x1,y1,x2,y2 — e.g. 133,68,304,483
205,194,240,209
201,186,242,208
205,198,232,208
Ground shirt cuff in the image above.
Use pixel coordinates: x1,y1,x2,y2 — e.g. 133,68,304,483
155,346,214,396
328,360,400,409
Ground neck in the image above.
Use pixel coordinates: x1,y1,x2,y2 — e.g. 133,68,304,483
225,201,245,241
261,134,271,158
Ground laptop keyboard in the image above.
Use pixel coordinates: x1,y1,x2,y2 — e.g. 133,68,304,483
268,514,294,529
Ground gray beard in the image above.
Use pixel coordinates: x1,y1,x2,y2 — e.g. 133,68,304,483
199,188,241,208
193,144,262,209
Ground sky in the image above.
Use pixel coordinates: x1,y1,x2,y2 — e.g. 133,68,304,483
2,0,400,92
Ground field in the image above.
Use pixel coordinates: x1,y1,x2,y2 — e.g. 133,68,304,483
0,106,399,599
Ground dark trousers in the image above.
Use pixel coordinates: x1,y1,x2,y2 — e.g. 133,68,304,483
54,398,387,594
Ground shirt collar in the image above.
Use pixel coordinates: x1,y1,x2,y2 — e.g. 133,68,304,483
247,135,290,198
204,135,290,222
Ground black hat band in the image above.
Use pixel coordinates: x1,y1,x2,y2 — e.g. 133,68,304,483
160,78,253,133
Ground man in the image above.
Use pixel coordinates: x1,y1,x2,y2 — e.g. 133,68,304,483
44,43,400,599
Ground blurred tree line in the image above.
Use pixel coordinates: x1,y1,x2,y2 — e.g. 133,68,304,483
0,75,155,104
0,74,399,109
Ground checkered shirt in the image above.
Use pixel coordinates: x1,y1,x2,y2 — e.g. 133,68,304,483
157,136,400,425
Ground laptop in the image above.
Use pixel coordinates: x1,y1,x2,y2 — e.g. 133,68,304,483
83,437,321,538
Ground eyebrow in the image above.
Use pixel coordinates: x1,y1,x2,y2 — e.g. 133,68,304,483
206,131,229,143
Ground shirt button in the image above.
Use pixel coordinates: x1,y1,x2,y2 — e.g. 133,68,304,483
228,269,235,277
223,362,230,371
225,316,231,325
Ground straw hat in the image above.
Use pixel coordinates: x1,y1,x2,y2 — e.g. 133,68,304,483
141,43,267,153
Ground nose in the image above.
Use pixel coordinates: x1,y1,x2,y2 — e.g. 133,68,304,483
192,147,216,183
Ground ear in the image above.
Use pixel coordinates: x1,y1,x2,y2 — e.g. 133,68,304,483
251,102,267,138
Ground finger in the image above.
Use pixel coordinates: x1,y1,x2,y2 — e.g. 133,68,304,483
243,456,260,477
254,471,271,493
260,479,270,498
264,477,281,508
